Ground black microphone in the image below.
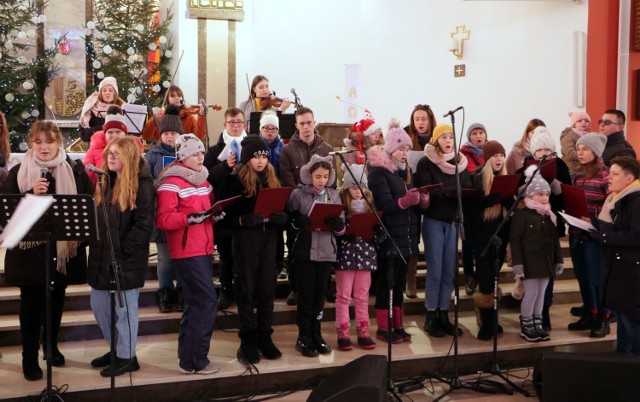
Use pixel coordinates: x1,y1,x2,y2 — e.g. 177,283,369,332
328,149,357,156
443,106,463,118
40,167,48,179
86,164,108,175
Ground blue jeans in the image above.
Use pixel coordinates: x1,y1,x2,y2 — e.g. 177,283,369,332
423,217,457,310
90,288,140,359
615,312,640,356
569,234,607,313
156,242,181,290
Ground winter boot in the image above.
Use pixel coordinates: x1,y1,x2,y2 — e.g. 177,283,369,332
336,323,353,351
158,288,172,313
520,315,540,342
533,314,551,341
286,291,298,306
570,305,586,317
356,321,376,349
295,322,319,357
237,332,260,365
312,320,331,354
217,291,233,311
464,275,477,296
392,306,411,341
477,308,495,341
406,256,418,298
22,351,43,381
375,309,403,343
542,305,551,332
423,310,445,338
568,309,597,331
590,312,611,338
257,329,282,360
438,309,463,336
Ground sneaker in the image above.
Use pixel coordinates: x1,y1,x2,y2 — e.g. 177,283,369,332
180,362,220,375
464,276,476,296
277,267,288,280
286,291,298,306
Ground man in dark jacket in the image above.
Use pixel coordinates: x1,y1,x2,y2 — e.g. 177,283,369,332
599,109,636,167
591,156,640,355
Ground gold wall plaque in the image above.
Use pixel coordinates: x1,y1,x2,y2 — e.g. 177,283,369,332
187,0,244,21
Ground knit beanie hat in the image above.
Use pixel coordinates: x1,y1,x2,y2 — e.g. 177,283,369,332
175,133,205,161
529,126,556,154
299,154,336,186
430,123,453,145
259,110,279,130
521,165,550,198
384,119,412,154
576,132,607,159
570,111,591,128
99,76,119,95
466,122,487,141
102,114,128,134
240,134,270,164
482,140,506,161
158,104,184,134
342,163,367,189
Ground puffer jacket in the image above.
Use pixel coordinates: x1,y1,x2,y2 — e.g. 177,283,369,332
510,208,562,279
279,132,333,188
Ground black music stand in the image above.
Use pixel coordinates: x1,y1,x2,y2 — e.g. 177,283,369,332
249,111,297,140
0,194,98,401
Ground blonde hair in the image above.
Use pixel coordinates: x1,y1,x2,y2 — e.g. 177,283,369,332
479,161,507,221
237,161,280,198
95,137,140,211
340,185,374,219
28,120,63,145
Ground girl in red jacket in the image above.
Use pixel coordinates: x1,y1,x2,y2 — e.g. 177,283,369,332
156,134,220,375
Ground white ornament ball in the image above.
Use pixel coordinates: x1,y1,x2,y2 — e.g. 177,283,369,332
97,72,105,79
135,24,144,33
38,15,47,23
103,45,113,55
31,110,40,117
84,28,93,36
127,47,135,55
5,94,14,102
148,43,157,51
22,81,34,90
31,17,38,25
92,60,102,69
159,36,167,44
18,31,27,39
87,21,96,30
164,50,172,58
6,41,13,50
127,94,137,103
162,81,170,88
19,142,28,151
21,111,31,119
135,87,142,95
27,30,36,38
152,84,161,93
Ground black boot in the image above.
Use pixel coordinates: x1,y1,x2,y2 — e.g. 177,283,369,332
217,291,233,311
533,314,551,341
100,356,140,377
296,322,319,357
175,287,185,312
520,315,540,342
237,332,260,365
438,309,463,336
22,352,43,381
568,311,596,331
477,308,495,341
542,305,551,332
158,288,172,313
41,343,65,367
423,310,445,338
257,329,282,360
312,320,331,354
590,312,611,338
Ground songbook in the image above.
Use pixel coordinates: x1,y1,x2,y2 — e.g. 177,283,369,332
560,183,589,218
416,183,443,194
406,151,424,172
460,188,479,198
306,202,344,232
524,158,557,181
346,211,382,240
490,174,522,200
0,194,55,249
205,195,242,216
253,187,293,219
558,211,596,232
162,156,176,168
122,103,148,134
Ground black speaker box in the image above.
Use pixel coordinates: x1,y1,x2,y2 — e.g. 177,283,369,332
249,111,296,140
307,355,386,402
534,351,640,402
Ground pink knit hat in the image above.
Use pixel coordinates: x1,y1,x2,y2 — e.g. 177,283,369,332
384,119,412,154
569,111,591,128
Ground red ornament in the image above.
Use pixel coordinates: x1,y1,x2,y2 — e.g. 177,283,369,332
59,37,71,55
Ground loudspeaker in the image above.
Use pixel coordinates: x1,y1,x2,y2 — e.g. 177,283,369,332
307,355,386,402
533,351,640,402
249,111,296,140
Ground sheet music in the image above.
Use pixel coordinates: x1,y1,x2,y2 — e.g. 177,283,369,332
558,211,596,232
122,103,148,133
0,195,55,249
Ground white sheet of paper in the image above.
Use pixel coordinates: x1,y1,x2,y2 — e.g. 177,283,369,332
122,103,148,133
407,150,424,172
558,211,596,232
0,194,55,249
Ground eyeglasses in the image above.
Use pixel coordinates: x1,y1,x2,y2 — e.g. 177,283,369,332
107,151,120,159
226,120,244,126
262,126,278,132
415,104,431,110
598,119,620,126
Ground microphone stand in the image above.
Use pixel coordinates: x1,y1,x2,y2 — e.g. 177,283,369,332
96,174,125,400
199,99,210,148
336,153,414,401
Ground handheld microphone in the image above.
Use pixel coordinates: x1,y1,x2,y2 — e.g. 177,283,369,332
328,149,357,156
86,163,108,176
443,106,463,118
40,168,48,179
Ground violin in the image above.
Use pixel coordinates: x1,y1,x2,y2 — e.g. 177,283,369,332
255,89,303,111
185,103,223,114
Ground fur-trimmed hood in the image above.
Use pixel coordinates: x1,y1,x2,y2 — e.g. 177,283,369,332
367,147,398,173
299,154,336,186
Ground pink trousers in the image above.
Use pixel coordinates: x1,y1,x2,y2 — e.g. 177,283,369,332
334,270,372,327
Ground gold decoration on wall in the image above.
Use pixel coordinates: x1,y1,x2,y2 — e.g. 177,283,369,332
450,25,470,60
188,0,244,21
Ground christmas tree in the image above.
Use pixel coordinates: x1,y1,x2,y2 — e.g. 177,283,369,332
0,0,59,151
85,0,174,106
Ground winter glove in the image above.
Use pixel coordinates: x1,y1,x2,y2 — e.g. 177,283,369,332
512,264,525,279
550,179,562,195
187,212,209,225
398,188,420,209
482,192,502,208
239,214,264,227
291,215,311,230
211,211,226,222
555,263,564,277
373,224,388,244
324,216,345,232
419,192,430,209
268,211,288,226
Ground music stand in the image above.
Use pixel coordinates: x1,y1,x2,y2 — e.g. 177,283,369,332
0,194,98,401
249,111,297,140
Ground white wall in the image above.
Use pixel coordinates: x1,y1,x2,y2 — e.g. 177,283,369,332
170,0,588,149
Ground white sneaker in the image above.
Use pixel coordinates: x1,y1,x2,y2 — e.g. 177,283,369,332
180,362,220,375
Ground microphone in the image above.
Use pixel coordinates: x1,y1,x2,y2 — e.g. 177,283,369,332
86,164,108,176
40,168,48,179
328,149,357,156
443,106,463,118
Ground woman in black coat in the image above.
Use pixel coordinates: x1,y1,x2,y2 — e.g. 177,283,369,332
2,121,94,381
87,137,154,377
